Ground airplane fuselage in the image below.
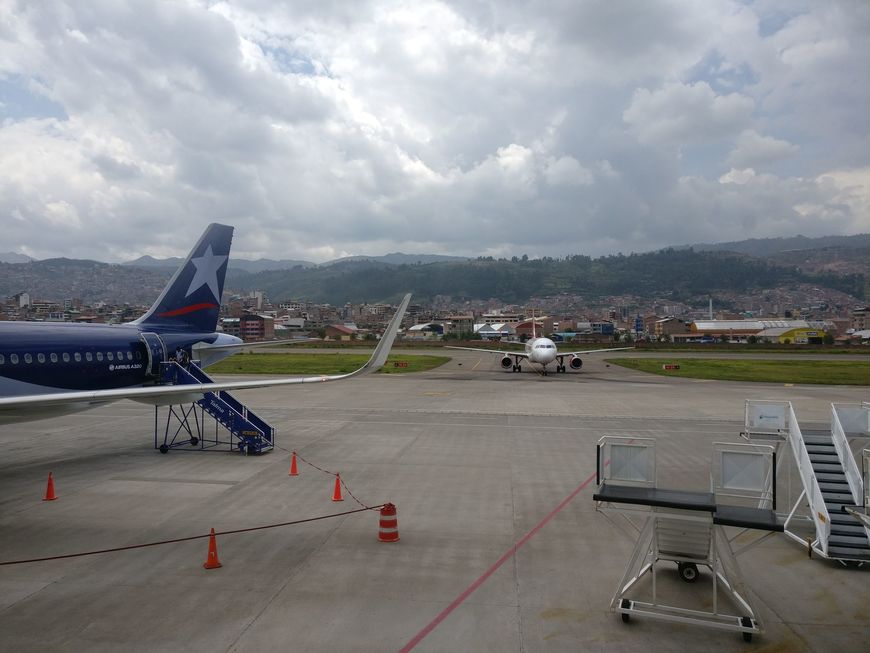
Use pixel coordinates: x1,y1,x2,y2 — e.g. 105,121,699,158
525,337,559,367
0,321,235,398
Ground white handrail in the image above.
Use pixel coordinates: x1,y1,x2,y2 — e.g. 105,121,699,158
864,450,870,510
786,404,830,554
830,405,864,506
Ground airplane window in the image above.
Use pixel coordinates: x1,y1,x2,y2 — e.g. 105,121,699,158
107,352,114,361
126,351,133,361
117,351,124,360
10,354,18,364
135,351,141,360
63,353,70,362
24,353,32,364
74,353,81,362
0,354,4,364
37,353,45,363
96,352,103,361
50,353,58,363
86,352,93,362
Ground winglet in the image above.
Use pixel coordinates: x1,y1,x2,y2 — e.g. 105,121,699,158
355,293,411,376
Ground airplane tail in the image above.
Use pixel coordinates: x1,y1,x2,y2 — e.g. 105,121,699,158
131,223,234,333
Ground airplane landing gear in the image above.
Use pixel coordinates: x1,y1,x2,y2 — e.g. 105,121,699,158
512,364,522,372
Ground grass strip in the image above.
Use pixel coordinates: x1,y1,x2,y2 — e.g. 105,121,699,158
605,358,870,386
207,352,450,375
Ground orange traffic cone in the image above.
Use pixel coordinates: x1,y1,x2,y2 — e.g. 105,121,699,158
203,528,222,569
43,472,57,501
378,503,399,542
289,452,298,476
332,473,344,502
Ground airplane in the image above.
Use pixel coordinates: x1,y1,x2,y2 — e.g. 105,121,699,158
445,317,631,375
0,223,411,424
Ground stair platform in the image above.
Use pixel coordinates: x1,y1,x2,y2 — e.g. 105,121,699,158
153,361,275,454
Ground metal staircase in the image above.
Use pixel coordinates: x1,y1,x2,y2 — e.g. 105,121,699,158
803,431,870,561
154,360,274,454
742,400,869,564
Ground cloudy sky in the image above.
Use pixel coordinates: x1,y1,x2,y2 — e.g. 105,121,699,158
1,1,869,263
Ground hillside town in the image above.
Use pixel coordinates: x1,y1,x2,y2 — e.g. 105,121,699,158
3,287,869,346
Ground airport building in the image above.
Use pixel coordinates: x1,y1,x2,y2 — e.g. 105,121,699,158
654,316,691,338
853,306,868,330
473,323,516,340
405,322,445,339
514,317,554,339
441,315,475,336
324,324,358,341
482,312,525,324
220,314,275,341
672,319,830,344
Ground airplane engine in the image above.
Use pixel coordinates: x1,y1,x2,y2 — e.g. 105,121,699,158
569,356,583,370
501,356,514,369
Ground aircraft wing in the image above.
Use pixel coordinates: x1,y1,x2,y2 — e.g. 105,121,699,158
561,346,635,356
444,346,529,359
0,294,410,420
196,337,321,351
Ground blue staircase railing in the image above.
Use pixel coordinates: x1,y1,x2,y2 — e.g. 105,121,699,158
157,361,274,454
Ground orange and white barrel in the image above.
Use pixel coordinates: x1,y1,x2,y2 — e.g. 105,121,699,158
378,503,399,542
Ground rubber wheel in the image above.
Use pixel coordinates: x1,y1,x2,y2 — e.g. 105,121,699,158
159,444,169,454
516,365,522,372
189,437,199,446
678,562,699,583
741,616,753,642
619,598,631,623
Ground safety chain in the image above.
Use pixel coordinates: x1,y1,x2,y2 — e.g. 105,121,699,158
0,505,384,567
291,450,374,510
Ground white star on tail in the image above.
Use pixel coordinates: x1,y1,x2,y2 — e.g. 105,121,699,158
185,245,228,300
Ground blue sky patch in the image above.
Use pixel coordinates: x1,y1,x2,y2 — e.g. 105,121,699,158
0,75,68,121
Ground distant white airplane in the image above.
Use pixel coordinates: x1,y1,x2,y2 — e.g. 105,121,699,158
446,317,631,375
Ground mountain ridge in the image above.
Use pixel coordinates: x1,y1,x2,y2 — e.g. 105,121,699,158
2,236,866,305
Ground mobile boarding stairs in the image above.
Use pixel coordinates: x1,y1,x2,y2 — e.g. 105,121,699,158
742,400,870,564
153,360,275,454
593,437,782,642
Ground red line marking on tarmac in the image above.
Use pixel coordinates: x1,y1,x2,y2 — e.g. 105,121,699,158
398,468,601,652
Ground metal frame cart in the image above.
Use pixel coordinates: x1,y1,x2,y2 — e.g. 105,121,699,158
593,437,782,642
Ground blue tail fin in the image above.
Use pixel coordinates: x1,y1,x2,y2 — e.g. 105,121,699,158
132,223,234,333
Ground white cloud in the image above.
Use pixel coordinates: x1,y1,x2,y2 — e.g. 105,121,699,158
544,156,593,187
0,1,867,264
623,81,754,146
727,130,798,168
719,168,756,185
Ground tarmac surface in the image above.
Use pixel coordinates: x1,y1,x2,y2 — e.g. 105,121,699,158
1,350,868,652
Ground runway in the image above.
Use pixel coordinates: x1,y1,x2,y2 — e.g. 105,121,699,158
1,350,868,651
